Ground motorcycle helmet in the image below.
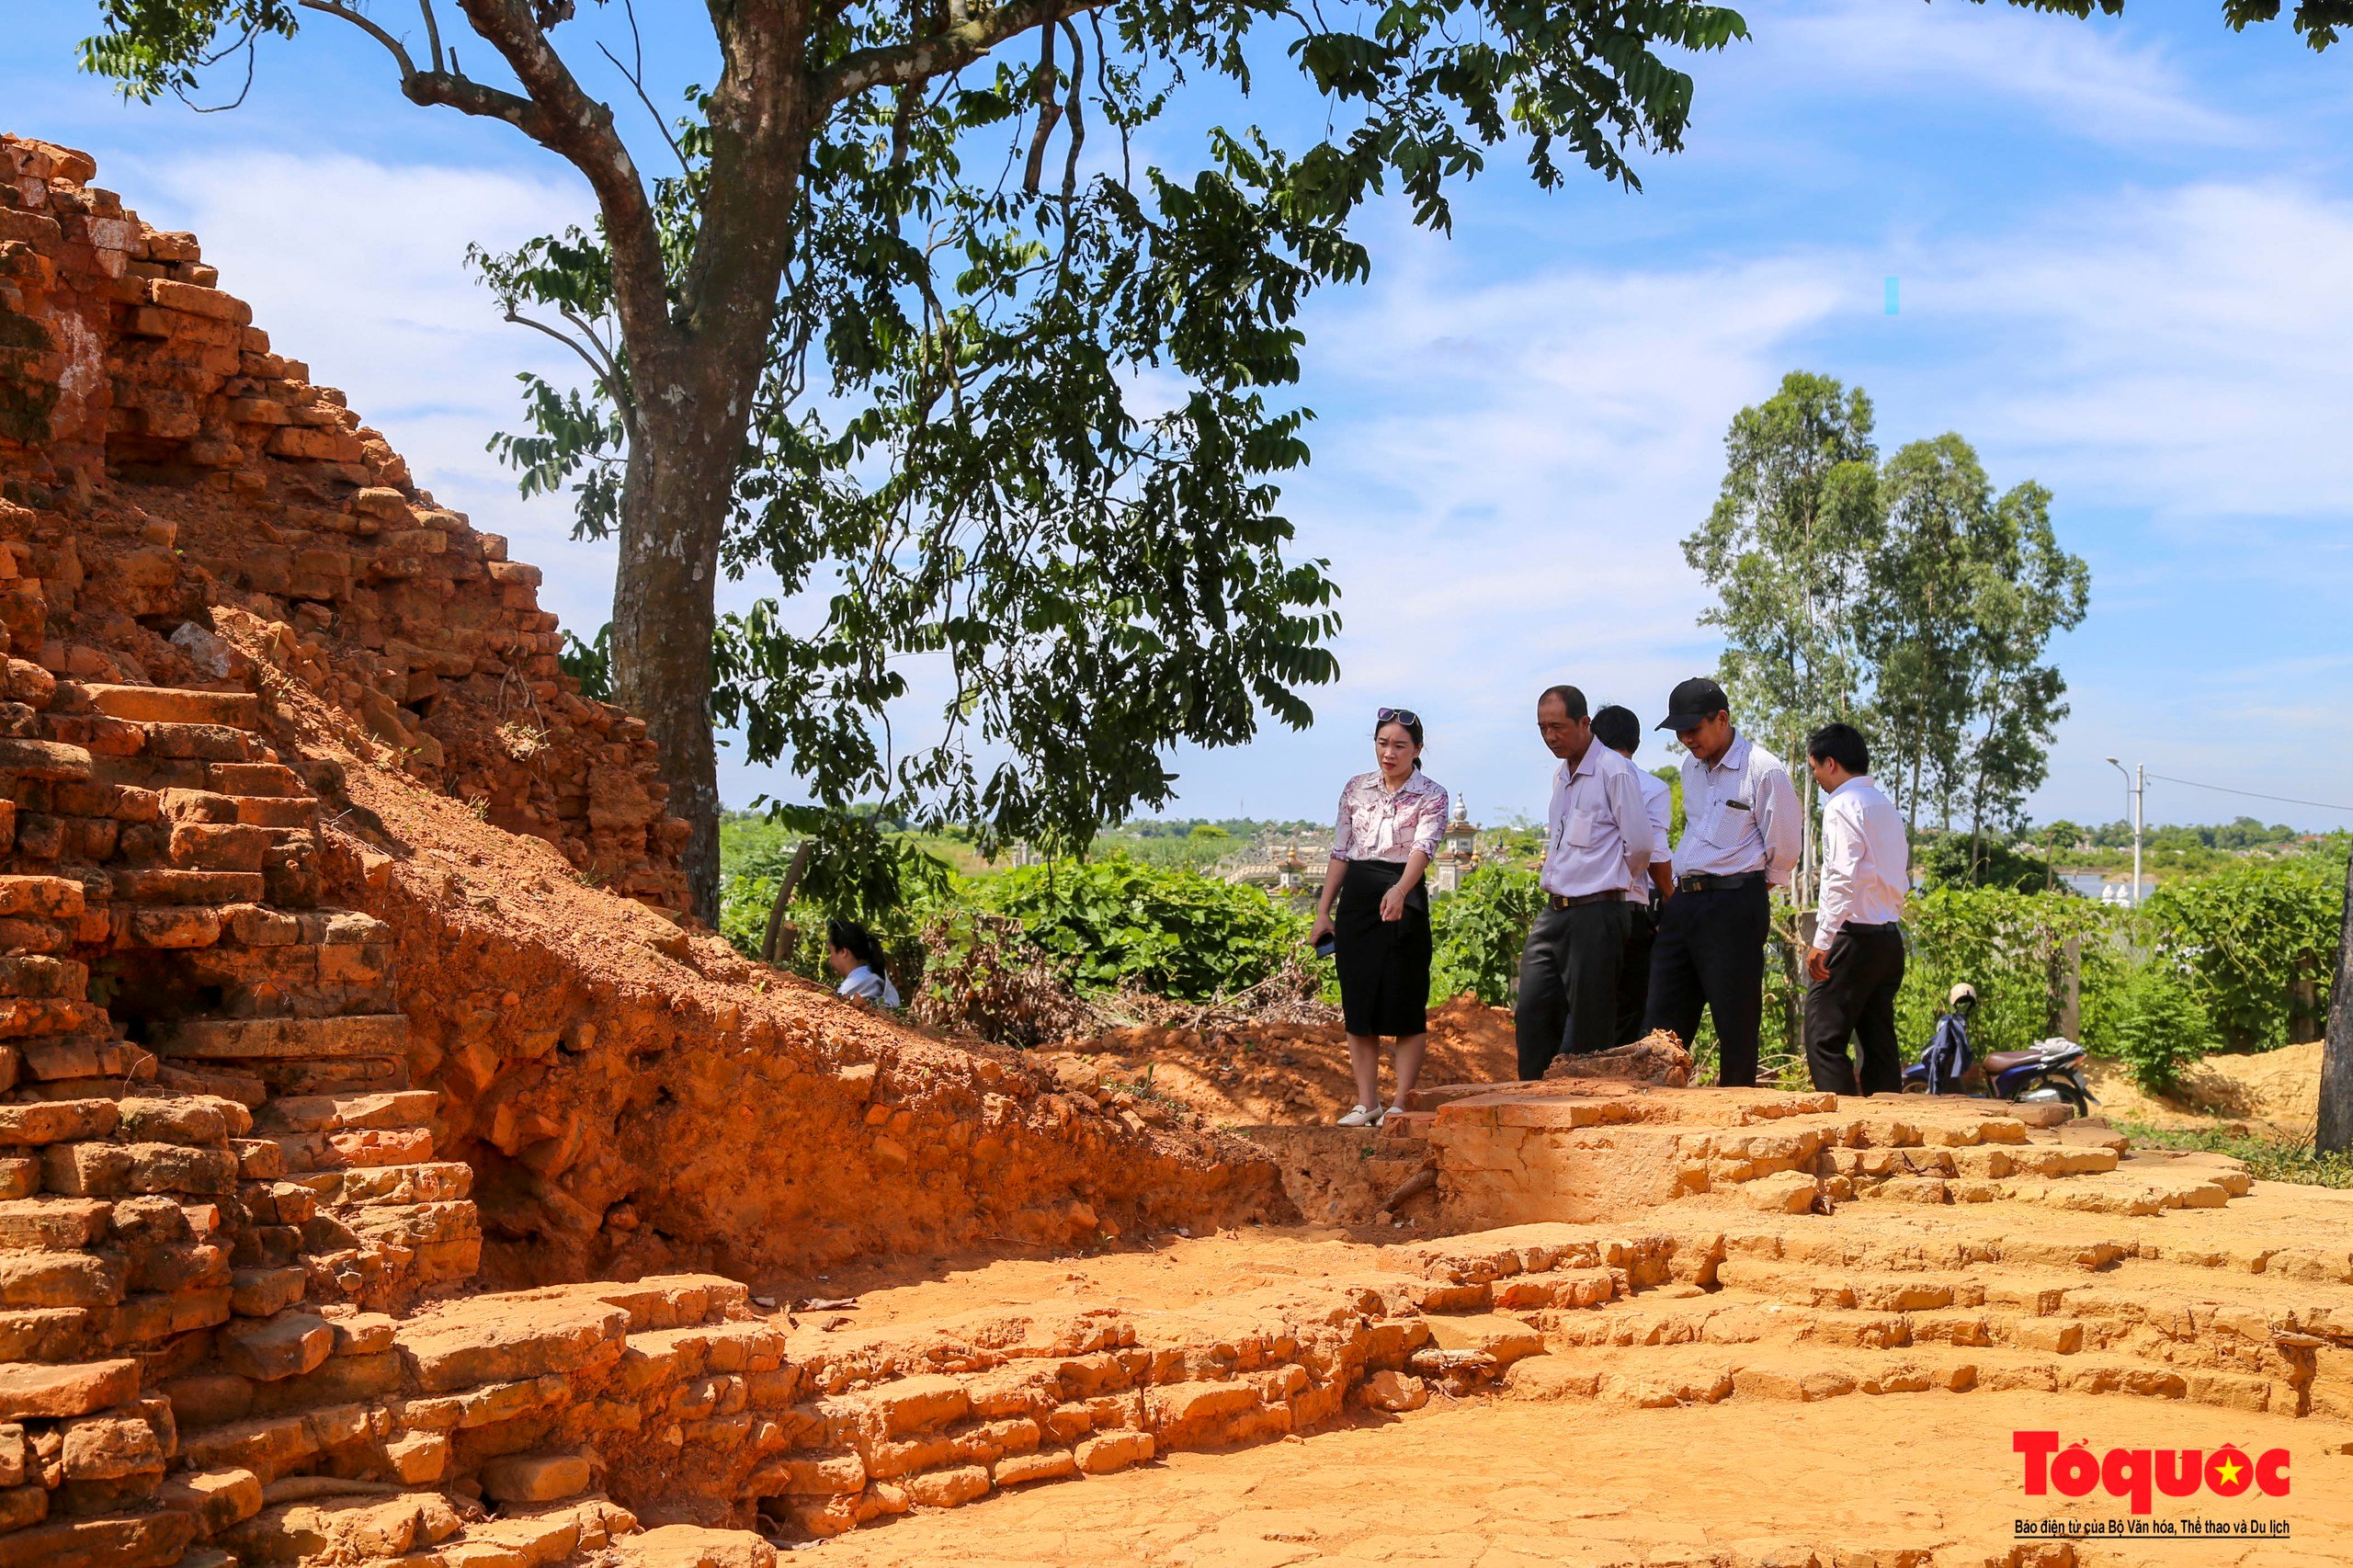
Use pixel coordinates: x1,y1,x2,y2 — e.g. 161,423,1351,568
1948,983,1978,1014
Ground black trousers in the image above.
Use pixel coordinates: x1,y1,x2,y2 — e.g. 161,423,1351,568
1615,901,1656,1047
1514,900,1630,1080
1804,924,1907,1096
1644,878,1771,1087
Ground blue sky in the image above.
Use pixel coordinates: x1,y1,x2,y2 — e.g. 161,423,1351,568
8,2,2350,835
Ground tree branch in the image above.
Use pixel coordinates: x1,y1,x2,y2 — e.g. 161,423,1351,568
818,0,1112,108
503,306,624,405
301,0,671,355
299,0,417,75
446,0,674,351
597,0,689,173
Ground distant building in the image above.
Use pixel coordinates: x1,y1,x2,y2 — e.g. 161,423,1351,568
1427,798,1482,893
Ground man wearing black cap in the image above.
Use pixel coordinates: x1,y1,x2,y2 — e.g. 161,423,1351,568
1591,704,1673,1045
1646,677,1802,1087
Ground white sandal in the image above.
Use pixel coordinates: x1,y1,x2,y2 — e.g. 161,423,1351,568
1338,1104,1384,1128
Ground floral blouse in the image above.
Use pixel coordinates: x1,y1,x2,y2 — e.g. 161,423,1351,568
1332,770,1449,863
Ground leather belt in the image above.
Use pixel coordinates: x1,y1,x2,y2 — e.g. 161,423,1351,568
1839,921,1903,934
1548,891,1620,910
1676,871,1763,894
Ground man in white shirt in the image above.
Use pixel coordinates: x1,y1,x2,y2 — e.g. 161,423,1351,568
1802,722,1911,1096
1591,704,1674,1046
1645,677,1802,1087
1515,686,1655,1080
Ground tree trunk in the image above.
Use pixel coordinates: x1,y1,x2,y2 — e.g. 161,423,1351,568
761,838,814,963
2318,848,2353,1153
610,388,741,924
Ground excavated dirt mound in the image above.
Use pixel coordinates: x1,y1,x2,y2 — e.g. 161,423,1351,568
1039,995,1519,1126
2085,1042,2322,1140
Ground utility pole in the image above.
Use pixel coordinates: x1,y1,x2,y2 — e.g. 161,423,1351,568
2106,757,2143,906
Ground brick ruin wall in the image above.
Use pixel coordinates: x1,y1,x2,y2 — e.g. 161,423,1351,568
0,133,1296,1567
0,137,688,912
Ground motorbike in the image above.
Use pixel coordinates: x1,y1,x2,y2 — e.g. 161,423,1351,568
1899,982,2097,1118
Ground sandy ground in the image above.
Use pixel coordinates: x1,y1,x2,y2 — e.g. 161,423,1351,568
2082,1042,2323,1139
807,1391,2353,1567
1035,998,1519,1126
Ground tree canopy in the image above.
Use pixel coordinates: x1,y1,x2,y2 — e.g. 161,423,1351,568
1688,371,2090,880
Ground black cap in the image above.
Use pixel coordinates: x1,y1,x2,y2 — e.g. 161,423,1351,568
1657,676,1729,732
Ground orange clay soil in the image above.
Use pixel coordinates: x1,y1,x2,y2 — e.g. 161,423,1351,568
1037,996,1520,1126
806,1391,2353,1568
774,1172,2353,1565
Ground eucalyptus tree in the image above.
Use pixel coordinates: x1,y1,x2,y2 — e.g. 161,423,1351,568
1683,369,1882,906
1866,434,1992,838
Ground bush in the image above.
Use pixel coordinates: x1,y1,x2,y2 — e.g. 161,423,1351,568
1428,863,1543,1006
985,856,1302,1001
2105,962,2212,1095
1915,831,2051,893
2135,840,2346,1050
1894,885,2118,1058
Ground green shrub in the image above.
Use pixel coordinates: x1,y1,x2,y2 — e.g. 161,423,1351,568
2135,841,2345,1050
2104,963,2212,1095
1428,863,1543,1006
1894,885,2117,1057
1914,831,2051,892
984,856,1302,1001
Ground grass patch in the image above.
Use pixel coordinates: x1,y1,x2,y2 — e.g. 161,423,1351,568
2112,1117,2353,1190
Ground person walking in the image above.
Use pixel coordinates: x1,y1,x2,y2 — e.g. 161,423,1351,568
1591,704,1674,1046
1645,677,1801,1087
1307,709,1449,1127
1515,687,1654,1081
1802,722,1910,1096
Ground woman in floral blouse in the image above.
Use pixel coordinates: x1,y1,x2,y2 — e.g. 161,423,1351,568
1306,709,1449,1127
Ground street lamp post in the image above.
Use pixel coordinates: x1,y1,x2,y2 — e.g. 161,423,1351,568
2105,756,2143,906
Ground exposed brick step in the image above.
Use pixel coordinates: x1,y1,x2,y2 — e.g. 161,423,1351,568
0,734,94,781
1507,1335,2300,1415
81,683,262,731
108,868,267,905
108,903,382,953
88,749,282,796
294,1161,474,1209
151,1014,409,1062
218,1489,637,1568
256,1088,438,1137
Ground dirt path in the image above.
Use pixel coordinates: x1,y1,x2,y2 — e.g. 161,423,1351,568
1037,997,1519,1126
808,1391,2353,1567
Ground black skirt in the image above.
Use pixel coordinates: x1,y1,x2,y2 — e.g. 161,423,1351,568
1332,858,1431,1038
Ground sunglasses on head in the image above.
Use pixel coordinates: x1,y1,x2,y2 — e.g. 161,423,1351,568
1377,707,1420,729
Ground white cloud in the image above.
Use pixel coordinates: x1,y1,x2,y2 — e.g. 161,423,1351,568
85,141,2351,832
1769,0,2259,150
1165,177,2353,831
1894,182,2353,522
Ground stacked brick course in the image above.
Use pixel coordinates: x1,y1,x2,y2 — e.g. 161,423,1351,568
1,132,688,910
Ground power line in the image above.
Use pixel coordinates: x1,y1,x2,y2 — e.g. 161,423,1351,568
2143,772,2353,816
